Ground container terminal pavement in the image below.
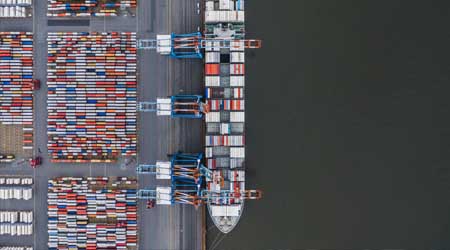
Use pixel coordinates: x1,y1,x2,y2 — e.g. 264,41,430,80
0,0,262,249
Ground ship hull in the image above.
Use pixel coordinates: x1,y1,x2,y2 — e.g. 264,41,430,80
208,202,244,234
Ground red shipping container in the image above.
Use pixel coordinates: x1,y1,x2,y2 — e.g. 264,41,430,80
205,63,220,75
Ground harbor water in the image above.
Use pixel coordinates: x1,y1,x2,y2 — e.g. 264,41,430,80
208,0,450,249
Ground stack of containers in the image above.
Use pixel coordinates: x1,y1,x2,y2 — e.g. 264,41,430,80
0,177,33,200
97,0,136,16
0,211,33,236
47,177,137,249
0,32,34,150
0,188,32,200
47,32,137,163
0,0,32,18
204,0,246,204
47,0,136,17
0,177,33,185
47,0,97,17
0,211,33,224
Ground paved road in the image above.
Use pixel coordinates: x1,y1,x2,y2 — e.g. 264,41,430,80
138,1,204,249
0,0,203,249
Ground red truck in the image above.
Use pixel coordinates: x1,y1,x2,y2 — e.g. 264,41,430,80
29,156,42,168
146,200,155,209
32,79,40,90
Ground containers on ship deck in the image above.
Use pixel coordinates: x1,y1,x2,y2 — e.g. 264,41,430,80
47,32,137,162
206,122,244,134
205,135,244,146
47,177,137,249
207,99,244,111
204,0,249,206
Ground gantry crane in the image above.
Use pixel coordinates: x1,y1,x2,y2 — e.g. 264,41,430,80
137,32,261,58
136,152,261,207
137,153,210,206
138,95,209,119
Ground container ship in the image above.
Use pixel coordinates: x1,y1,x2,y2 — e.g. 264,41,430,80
204,0,249,234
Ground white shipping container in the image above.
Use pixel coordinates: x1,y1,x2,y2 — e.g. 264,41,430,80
219,0,231,10
230,52,245,63
230,76,245,87
205,76,220,87
206,112,220,122
230,112,245,122
205,52,220,63
230,147,245,158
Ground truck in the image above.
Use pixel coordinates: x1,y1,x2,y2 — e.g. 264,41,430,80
32,79,40,90
29,156,42,168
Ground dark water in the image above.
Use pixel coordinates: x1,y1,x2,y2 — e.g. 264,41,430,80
207,1,450,249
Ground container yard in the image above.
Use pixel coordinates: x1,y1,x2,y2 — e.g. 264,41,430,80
47,32,137,163
0,0,33,18
0,32,33,161
47,0,136,17
47,177,137,250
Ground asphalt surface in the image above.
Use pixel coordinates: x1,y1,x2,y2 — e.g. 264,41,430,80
0,0,204,249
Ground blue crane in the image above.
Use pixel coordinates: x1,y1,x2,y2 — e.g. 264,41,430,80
138,95,209,119
136,152,262,207
137,152,211,206
137,32,261,58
